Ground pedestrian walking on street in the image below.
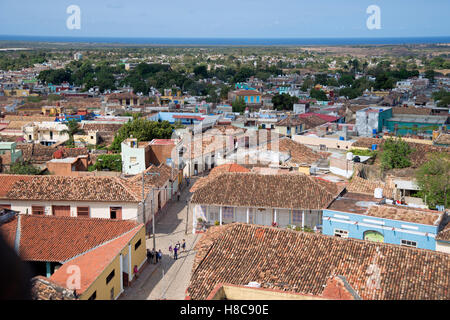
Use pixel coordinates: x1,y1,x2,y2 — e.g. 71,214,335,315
147,249,154,263
177,191,181,201
182,239,186,252
152,248,157,263
173,245,178,260
158,249,162,262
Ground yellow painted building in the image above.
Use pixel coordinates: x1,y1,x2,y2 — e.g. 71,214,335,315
51,225,147,300
3,89,35,97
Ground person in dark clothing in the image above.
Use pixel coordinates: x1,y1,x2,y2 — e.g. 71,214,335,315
173,245,178,260
181,239,186,252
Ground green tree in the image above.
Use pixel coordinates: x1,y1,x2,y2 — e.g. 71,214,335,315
90,154,122,172
424,69,435,83
193,65,208,78
380,137,413,170
432,89,450,108
110,118,175,151
309,88,328,101
416,153,450,209
231,98,246,113
272,93,298,111
9,161,41,175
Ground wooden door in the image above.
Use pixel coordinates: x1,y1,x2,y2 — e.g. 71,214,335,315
52,206,71,217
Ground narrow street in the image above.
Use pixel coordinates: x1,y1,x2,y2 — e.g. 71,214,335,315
119,178,199,300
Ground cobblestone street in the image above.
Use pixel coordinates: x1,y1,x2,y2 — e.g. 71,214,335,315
119,179,199,300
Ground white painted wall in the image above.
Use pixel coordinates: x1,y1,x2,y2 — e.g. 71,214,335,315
436,241,450,254
6,200,139,221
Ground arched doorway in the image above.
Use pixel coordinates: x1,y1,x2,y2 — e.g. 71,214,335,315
364,230,384,242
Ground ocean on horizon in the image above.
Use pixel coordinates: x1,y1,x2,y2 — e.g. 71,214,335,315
0,35,449,46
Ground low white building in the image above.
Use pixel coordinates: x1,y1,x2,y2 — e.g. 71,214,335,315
190,172,343,233
0,164,178,230
23,121,69,146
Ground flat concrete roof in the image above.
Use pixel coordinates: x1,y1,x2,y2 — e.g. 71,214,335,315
387,114,448,124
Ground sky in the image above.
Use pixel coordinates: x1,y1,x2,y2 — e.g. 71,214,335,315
0,0,449,39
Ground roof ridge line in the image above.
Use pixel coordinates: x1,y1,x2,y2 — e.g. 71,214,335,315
115,177,141,202
59,224,143,265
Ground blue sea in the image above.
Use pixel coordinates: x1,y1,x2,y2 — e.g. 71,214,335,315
0,35,449,46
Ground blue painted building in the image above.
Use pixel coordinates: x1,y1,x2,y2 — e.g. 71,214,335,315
323,192,447,251
150,112,205,125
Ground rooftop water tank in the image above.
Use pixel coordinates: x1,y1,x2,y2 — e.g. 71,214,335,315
346,152,353,161
371,144,377,151
374,188,383,199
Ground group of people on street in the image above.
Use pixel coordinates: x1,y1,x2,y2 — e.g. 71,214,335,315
168,239,186,260
147,248,162,264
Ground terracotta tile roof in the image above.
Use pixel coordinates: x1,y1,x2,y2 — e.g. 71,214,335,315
191,172,343,210
81,123,124,145
299,112,340,123
366,205,443,226
81,123,123,132
107,92,139,100
188,223,450,300
347,176,394,199
352,138,449,168
0,215,140,263
268,138,321,165
437,221,450,242
50,225,142,294
17,144,56,163
373,141,449,168
31,276,77,300
0,175,140,203
392,107,432,115
351,137,383,148
122,163,178,200
4,115,56,122
296,114,328,130
190,164,250,192
434,133,450,146
275,116,304,127
5,121,32,129
55,147,89,159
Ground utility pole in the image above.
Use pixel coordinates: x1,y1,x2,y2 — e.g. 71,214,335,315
142,171,146,235
152,187,156,261
185,198,190,235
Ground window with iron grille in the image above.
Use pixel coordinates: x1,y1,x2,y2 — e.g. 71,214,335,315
77,207,89,217
401,240,417,248
292,210,302,225
32,206,45,215
334,229,348,238
223,207,234,222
